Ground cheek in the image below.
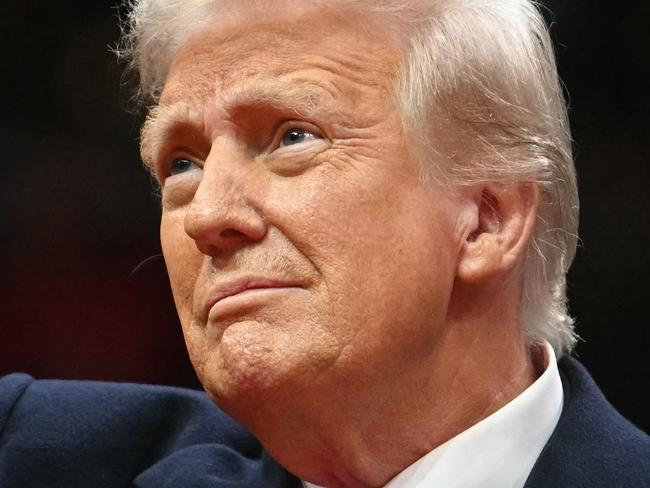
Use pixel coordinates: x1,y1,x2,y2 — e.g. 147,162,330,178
161,210,213,377
160,210,202,323
268,163,460,355
273,160,456,277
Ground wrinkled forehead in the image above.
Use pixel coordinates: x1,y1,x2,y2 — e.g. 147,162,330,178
159,2,403,106
140,4,406,170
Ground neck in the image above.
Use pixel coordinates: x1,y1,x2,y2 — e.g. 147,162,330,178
257,283,540,488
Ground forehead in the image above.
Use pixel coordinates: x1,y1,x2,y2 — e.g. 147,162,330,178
159,5,401,107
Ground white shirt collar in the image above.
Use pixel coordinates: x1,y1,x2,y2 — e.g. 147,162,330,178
303,342,563,488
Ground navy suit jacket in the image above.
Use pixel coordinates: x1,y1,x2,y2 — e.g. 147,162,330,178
524,357,649,487
0,374,299,488
1,357,648,487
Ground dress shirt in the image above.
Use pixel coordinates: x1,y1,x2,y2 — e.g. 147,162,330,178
303,341,563,488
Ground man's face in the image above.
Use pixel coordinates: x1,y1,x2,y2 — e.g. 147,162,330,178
150,8,465,425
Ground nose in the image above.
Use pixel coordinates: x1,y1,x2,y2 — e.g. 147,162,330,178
183,156,267,256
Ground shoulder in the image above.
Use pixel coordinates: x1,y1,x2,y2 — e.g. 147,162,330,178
0,373,299,488
0,372,250,451
0,373,32,431
525,357,649,488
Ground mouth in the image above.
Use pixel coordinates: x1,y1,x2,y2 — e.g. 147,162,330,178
203,277,305,321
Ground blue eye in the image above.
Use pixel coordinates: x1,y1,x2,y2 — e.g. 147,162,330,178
170,158,197,176
281,129,317,147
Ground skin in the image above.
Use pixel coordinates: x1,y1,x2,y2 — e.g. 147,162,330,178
145,4,541,487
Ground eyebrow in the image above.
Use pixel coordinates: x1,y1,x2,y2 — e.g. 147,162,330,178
140,103,197,175
140,78,339,174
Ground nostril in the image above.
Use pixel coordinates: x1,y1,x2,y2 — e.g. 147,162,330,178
220,228,247,240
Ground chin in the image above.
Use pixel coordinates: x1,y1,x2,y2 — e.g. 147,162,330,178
197,320,302,409
191,312,341,422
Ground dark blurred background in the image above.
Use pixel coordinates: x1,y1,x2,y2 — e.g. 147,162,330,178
0,1,648,431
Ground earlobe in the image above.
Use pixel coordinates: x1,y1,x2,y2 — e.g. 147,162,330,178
457,183,539,284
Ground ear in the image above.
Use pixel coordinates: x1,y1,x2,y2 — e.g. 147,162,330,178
457,182,539,284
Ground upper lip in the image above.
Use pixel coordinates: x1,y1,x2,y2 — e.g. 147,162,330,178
202,275,304,319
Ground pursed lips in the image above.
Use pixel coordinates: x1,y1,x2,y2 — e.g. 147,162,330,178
202,276,304,321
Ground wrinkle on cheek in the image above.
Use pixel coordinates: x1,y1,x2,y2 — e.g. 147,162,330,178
319,135,401,175
327,118,409,169
185,321,210,377
326,147,391,174
161,210,203,321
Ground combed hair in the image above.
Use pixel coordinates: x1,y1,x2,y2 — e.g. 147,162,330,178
117,0,579,356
